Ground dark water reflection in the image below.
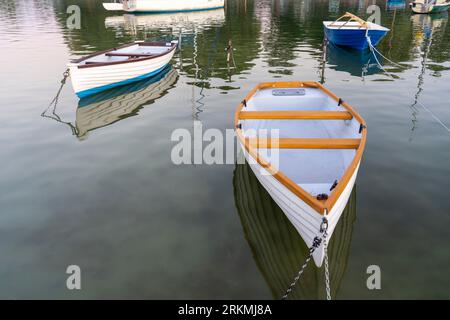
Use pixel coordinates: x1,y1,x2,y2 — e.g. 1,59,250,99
0,0,450,299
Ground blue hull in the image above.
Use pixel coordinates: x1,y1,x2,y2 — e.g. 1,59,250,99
78,65,173,108
324,27,388,50
76,64,170,98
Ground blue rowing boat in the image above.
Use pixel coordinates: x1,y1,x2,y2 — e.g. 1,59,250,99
323,12,390,50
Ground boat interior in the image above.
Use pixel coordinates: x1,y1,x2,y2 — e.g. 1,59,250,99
238,85,364,198
323,21,389,31
77,42,175,66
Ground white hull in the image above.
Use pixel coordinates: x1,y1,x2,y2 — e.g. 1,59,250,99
103,3,124,11
67,42,176,97
241,146,359,267
118,0,225,12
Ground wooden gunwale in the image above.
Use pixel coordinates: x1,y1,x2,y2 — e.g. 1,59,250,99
239,110,353,120
234,81,367,215
72,42,177,69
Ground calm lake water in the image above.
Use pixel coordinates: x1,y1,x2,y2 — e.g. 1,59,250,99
1,0,450,299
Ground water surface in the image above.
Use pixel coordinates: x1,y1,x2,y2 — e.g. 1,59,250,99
1,0,450,299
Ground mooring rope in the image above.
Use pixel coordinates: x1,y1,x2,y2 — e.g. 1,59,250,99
416,100,450,132
365,29,406,80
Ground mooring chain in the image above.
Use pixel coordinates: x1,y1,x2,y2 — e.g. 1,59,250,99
281,217,330,300
321,215,332,300
41,68,70,118
41,69,79,137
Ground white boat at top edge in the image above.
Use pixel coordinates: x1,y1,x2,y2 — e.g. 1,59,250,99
67,41,177,98
105,8,225,31
234,82,367,267
103,1,123,11
410,0,450,14
102,0,225,13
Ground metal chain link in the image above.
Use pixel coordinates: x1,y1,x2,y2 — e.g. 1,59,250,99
323,229,331,300
281,236,322,300
281,216,330,300
41,68,79,136
322,210,332,300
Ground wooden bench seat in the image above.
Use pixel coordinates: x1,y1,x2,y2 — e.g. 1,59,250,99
239,111,353,120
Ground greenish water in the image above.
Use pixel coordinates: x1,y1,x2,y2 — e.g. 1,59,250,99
0,0,450,299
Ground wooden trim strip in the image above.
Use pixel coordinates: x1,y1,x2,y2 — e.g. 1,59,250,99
247,138,361,149
137,41,174,47
239,111,353,120
105,52,155,57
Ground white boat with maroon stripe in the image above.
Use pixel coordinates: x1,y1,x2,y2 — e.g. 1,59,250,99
67,41,177,98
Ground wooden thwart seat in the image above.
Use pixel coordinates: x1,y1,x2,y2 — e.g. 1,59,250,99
239,111,353,120
105,52,155,57
246,138,361,149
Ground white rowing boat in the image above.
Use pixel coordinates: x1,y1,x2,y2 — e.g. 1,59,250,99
234,82,366,267
67,41,177,98
103,0,225,13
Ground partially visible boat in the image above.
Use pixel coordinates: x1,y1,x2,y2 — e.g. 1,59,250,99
233,162,356,299
103,1,124,11
323,12,390,50
410,0,450,14
104,8,225,32
103,0,225,13
76,65,178,140
234,81,366,266
67,41,177,98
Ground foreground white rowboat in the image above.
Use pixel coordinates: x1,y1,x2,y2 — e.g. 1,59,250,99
234,82,366,267
68,41,177,98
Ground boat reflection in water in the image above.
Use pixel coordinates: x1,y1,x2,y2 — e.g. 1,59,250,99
409,12,448,138
76,65,178,140
233,163,356,300
325,42,383,79
105,8,225,34
386,0,406,10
